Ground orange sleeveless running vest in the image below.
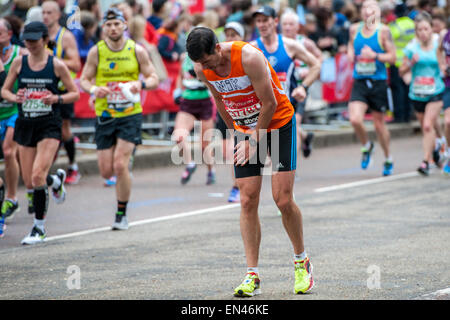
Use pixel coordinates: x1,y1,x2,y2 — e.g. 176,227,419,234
203,41,294,133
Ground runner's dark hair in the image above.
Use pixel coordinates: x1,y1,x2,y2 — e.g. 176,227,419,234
186,27,218,62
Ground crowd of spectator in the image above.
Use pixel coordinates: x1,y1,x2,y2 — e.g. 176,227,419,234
0,0,449,123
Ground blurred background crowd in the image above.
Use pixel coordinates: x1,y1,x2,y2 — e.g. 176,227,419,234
0,0,449,127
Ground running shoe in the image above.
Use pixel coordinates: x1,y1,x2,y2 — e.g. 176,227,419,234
302,132,314,158
294,257,314,294
21,226,46,245
181,164,197,185
104,176,117,187
27,192,34,214
112,213,129,231
52,169,67,204
234,272,261,297
1,199,19,221
361,141,374,170
417,161,429,176
206,171,216,185
0,217,5,238
443,159,450,175
65,168,81,185
228,187,240,203
433,142,442,167
382,161,393,176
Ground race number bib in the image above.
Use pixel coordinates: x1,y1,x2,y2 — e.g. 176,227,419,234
21,89,52,116
355,57,376,76
412,76,436,97
106,82,134,110
225,97,261,129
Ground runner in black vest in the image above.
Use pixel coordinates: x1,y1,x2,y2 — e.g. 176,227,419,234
1,21,79,245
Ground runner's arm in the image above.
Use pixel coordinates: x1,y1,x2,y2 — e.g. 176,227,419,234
0,56,21,103
285,37,321,87
135,44,159,91
62,30,82,73
242,45,278,141
80,46,111,98
346,23,358,63
53,58,80,104
303,38,323,61
376,26,396,65
0,60,5,98
194,63,235,129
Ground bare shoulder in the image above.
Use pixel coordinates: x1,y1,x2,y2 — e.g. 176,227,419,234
86,45,98,62
241,43,265,67
219,41,234,56
9,55,23,73
52,56,66,70
62,28,77,44
349,22,360,33
135,43,149,60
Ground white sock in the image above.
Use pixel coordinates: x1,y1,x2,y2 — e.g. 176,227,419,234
363,141,371,150
6,198,18,204
69,163,79,171
385,156,393,163
247,267,259,275
187,162,196,169
34,218,45,231
294,251,307,261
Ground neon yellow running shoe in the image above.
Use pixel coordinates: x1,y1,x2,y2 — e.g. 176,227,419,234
234,272,261,297
294,257,314,294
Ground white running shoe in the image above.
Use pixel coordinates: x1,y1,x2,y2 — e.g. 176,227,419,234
52,169,67,204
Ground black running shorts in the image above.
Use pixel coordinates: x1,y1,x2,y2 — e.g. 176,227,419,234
94,113,142,150
14,116,62,147
350,79,388,113
234,116,297,179
179,97,213,121
411,93,443,113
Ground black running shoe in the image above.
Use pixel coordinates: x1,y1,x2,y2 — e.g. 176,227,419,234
181,164,197,185
417,161,429,176
302,132,314,158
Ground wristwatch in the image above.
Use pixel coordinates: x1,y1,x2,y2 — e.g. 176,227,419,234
58,95,63,104
248,137,257,147
141,80,146,90
301,83,309,93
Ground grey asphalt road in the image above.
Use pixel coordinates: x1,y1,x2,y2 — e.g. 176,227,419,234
0,135,449,300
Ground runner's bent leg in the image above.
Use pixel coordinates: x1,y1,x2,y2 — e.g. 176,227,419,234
272,170,304,254
3,127,19,200
349,101,369,145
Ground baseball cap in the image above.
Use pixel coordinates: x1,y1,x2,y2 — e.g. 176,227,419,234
252,6,276,19
21,21,48,41
224,22,245,39
103,7,126,24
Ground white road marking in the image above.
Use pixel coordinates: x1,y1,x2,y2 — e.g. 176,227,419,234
314,171,419,193
415,288,450,300
44,203,241,243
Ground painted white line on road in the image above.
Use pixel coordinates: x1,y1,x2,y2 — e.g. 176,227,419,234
314,171,419,193
415,287,450,300
44,203,241,243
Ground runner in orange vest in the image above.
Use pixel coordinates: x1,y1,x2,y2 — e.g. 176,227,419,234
186,26,320,297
